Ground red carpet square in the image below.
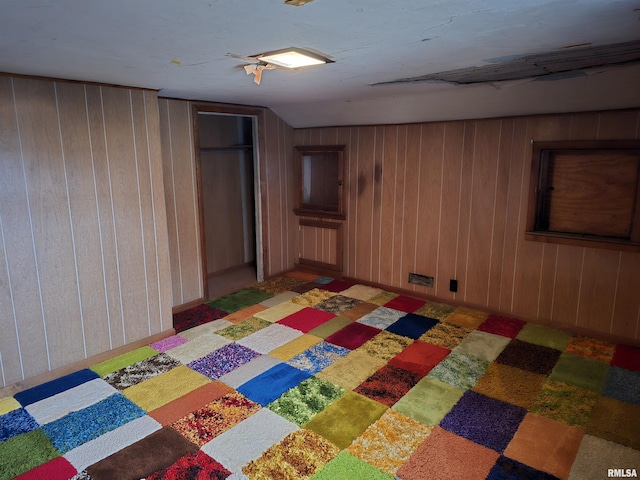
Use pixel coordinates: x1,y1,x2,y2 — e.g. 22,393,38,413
14,456,77,480
147,450,230,479
320,279,355,292
355,365,422,407
389,341,450,376
611,344,640,371
278,307,335,332
477,315,525,338
325,322,381,350
384,295,426,313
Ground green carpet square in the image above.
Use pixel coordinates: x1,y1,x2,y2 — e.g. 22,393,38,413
516,324,571,351
207,288,272,313
304,391,388,449
91,346,158,376
268,377,346,426
311,451,394,479
549,352,610,392
308,315,355,338
530,380,599,428
393,377,465,425
427,351,489,389
215,316,271,340
0,429,60,479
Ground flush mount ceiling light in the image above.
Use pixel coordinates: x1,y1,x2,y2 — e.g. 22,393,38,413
256,47,333,69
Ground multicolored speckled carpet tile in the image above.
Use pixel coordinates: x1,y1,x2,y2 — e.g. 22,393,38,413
2,273,640,480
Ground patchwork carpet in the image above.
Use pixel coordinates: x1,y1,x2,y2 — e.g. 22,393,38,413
2,273,640,480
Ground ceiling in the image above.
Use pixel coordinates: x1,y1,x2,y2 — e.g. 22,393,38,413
1,0,639,128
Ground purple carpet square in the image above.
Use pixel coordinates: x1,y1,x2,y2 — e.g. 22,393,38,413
14,369,99,407
386,313,438,339
440,390,526,453
486,456,561,480
325,322,381,350
320,279,355,292
149,335,188,353
0,408,40,441
237,363,311,406
188,343,261,380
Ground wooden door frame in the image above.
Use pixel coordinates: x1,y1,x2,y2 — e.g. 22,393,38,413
191,103,267,300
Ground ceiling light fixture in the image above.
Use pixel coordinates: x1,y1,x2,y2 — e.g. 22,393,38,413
256,47,332,69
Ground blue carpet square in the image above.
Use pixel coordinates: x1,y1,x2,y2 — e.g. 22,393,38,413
602,366,640,405
42,393,146,453
287,341,350,374
486,456,561,480
440,390,526,453
14,369,99,406
0,408,40,441
386,313,438,339
237,363,311,406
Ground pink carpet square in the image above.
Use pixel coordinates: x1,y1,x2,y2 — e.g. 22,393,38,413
384,295,426,313
277,307,335,333
149,335,188,353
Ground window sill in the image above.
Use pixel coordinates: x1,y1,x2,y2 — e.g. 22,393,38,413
525,231,640,253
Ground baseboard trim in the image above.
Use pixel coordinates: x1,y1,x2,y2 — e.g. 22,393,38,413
172,297,206,315
0,328,176,398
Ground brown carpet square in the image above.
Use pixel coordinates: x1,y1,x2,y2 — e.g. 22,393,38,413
496,339,561,375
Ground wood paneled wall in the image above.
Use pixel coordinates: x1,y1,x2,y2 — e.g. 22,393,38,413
0,76,172,388
294,109,640,342
159,101,296,308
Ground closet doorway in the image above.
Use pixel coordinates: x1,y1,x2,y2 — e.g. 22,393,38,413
195,108,264,300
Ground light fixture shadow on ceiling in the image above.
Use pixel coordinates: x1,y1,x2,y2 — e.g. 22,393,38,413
372,39,640,86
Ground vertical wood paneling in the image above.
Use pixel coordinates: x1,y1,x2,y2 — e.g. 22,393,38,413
356,127,376,281
0,76,171,388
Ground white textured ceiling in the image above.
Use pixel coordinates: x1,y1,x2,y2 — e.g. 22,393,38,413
1,0,639,127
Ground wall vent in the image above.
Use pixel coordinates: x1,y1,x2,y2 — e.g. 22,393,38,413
408,273,434,288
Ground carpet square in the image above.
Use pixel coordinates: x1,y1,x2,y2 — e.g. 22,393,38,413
0,407,39,442
341,301,379,320
148,381,234,426
289,282,321,294
314,295,363,315
164,331,231,364
453,330,511,362
340,284,383,301
503,413,583,479
251,276,308,295
0,397,21,416
427,351,489,390
530,380,599,428
320,279,355,292
516,324,571,351
268,376,345,426
414,301,457,320
242,429,339,479
347,409,433,475
237,363,311,406
253,301,305,323
216,316,272,340
357,306,405,329
201,408,298,473
357,330,413,361
259,291,300,307
269,334,323,361
477,314,526,338
312,451,393,480
308,315,355,338
388,340,450,376
313,276,334,284
419,321,471,349
486,456,561,480
42,393,145,453
549,352,610,392
287,341,350,375
173,304,228,333
123,365,211,412
496,339,561,375
13,456,76,480
304,391,388,449
444,307,488,329
392,377,465,426
569,435,640,480
102,353,181,391
355,365,422,407
602,366,640,405
178,319,233,341
316,350,387,390
368,291,399,306
383,294,425,313
386,313,438,339
396,425,500,480
441,390,526,453
147,450,231,480
85,426,198,480
171,392,261,446
148,335,188,353
235,323,303,354
564,335,616,363
223,304,268,324
325,322,380,350
218,355,282,389
15,369,100,406
472,362,546,409
188,343,261,380
207,288,272,313
0,429,61,479
611,344,640,371
277,307,335,332
289,288,336,307
587,396,640,449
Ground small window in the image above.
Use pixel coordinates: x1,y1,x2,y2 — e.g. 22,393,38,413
294,145,345,219
526,140,640,252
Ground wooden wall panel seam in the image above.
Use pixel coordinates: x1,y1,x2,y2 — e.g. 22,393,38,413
166,101,184,302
